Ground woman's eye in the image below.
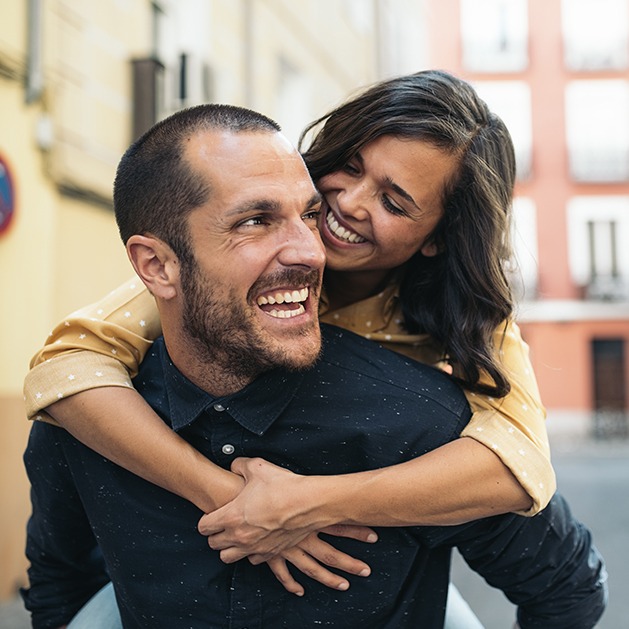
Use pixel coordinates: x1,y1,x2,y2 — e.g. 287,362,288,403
382,195,406,216
342,162,360,175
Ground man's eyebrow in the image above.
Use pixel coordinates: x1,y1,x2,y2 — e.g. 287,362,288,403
306,192,323,208
225,192,322,218
225,199,281,217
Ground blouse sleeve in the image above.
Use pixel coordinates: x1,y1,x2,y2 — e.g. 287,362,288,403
459,320,556,516
24,278,161,422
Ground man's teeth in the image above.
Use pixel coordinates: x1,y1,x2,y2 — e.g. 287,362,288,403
256,287,308,306
326,211,366,243
267,304,305,318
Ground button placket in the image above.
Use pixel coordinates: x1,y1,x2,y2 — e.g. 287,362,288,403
209,403,240,461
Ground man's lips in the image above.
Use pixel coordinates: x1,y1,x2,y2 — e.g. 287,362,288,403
325,209,367,244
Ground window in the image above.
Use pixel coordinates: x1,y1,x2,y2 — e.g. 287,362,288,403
157,0,213,113
461,0,528,72
511,197,539,300
473,81,532,180
276,57,310,146
565,80,629,182
567,196,629,300
591,339,627,438
562,0,629,71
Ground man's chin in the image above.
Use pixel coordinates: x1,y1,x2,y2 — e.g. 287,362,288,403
267,331,322,371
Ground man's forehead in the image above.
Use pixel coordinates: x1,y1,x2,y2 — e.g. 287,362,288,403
185,128,299,168
183,129,317,220
188,129,313,192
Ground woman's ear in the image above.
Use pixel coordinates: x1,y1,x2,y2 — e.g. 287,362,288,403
420,241,440,257
126,235,179,300
420,235,444,257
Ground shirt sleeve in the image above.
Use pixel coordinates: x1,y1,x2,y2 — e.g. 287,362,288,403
459,320,555,515
24,278,161,420
21,422,110,628
420,493,608,629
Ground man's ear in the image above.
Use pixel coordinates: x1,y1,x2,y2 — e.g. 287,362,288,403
126,235,179,300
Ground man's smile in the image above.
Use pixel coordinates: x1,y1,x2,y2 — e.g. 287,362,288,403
256,287,310,318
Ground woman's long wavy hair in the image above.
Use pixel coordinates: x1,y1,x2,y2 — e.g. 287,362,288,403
299,70,516,397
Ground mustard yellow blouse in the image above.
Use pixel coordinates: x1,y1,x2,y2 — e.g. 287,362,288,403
25,278,555,515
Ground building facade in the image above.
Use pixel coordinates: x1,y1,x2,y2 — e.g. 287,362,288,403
422,0,629,439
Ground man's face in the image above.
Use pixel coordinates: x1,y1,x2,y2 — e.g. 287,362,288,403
179,129,326,381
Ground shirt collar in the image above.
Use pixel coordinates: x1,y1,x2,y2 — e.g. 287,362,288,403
156,339,305,435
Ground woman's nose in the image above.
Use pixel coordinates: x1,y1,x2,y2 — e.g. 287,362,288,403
336,181,372,221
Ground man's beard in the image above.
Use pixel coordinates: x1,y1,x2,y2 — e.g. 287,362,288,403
180,262,322,382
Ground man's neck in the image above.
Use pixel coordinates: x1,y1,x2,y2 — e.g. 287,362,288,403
164,337,256,398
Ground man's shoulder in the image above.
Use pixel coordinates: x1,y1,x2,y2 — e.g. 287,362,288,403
318,324,469,414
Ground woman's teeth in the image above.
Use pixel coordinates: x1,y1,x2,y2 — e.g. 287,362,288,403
326,211,366,243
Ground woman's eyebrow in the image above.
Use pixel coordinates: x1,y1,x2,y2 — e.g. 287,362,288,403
384,175,420,210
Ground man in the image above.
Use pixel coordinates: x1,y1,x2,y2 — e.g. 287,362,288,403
22,104,606,628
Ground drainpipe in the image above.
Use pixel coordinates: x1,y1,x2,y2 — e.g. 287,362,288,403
26,0,44,103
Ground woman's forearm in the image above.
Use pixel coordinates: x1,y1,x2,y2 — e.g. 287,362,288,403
46,388,243,512
199,437,533,563
306,437,532,527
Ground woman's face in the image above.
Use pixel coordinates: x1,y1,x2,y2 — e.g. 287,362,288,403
317,135,459,273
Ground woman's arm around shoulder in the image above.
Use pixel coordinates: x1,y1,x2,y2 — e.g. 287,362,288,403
459,320,556,515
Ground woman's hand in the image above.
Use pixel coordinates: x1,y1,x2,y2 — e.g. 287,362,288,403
265,532,374,596
197,457,378,593
199,457,374,560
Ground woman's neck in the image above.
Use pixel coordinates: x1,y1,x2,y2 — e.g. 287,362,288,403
323,268,395,311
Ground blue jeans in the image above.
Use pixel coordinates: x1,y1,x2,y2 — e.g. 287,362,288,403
445,583,485,629
67,583,122,629
67,581,483,628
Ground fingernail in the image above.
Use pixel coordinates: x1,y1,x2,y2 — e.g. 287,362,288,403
337,581,350,591
295,590,304,597
367,533,378,543
359,568,371,577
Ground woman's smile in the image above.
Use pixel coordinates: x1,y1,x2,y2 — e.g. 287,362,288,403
323,207,367,245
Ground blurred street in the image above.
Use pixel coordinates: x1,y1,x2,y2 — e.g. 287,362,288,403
2,434,627,629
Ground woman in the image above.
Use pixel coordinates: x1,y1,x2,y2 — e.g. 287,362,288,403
25,70,550,602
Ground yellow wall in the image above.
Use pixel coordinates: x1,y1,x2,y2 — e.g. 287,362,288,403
0,0,147,599
0,0,422,601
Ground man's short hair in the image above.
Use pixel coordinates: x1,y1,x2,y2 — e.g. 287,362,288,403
113,104,281,263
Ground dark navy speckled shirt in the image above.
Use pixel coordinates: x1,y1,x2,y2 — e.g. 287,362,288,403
22,325,607,628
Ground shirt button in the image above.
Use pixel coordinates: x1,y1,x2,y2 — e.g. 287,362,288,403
222,444,235,455
213,404,225,412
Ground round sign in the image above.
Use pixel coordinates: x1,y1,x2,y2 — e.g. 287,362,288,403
0,154,15,235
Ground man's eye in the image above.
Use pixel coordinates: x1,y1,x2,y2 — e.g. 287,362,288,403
240,216,266,227
303,209,322,222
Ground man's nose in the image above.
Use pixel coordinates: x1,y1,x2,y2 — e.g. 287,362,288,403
277,219,326,270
